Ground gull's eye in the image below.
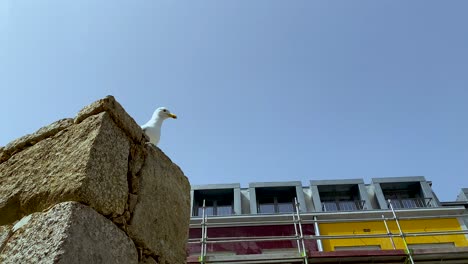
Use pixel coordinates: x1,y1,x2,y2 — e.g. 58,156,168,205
163,109,167,112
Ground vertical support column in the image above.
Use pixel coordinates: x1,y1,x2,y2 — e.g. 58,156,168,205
295,185,307,212
233,187,242,215
456,217,468,241
190,189,194,217
310,185,322,212
374,183,388,209
420,181,438,207
249,186,258,214
358,183,372,209
313,216,323,252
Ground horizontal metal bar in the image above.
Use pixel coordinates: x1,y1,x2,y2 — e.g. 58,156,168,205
190,214,468,227
304,214,468,224
404,230,468,237
187,236,298,244
305,230,468,240
209,235,297,241
187,230,468,244
190,219,295,227
203,236,299,244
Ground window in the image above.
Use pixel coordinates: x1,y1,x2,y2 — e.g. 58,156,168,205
258,196,294,214
322,200,365,211
381,182,430,209
193,189,234,216
256,186,296,214
195,199,233,216
319,185,365,212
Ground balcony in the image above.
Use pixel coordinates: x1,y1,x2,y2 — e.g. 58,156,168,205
388,198,432,209
255,186,297,214
197,203,234,216
321,200,366,212
378,180,436,209
193,188,235,217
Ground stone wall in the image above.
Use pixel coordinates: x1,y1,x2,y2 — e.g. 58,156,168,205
0,96,190,264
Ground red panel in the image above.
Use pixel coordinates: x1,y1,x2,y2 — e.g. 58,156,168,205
187,224,317,256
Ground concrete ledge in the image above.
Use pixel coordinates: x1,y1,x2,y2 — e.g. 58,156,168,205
310,179,364,186
192,183,241,190
249,181,303,188
371,176,426,183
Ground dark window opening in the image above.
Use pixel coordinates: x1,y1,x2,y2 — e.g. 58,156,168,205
193,189,234,216
256,186,297,214
318,184,365,211
381,182,430,208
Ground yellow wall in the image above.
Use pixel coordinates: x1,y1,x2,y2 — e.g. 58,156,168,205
319,218,468,251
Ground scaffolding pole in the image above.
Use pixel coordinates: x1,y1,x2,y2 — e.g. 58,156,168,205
199,200,207,264
388,199,415,264
295,198,309,264
292,208,302,255
313,216,323,252
382,214,396,250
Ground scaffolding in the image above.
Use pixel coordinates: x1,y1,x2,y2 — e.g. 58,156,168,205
189,199,468,264
292,198,308,264
199,199,207,264
388,199,414,264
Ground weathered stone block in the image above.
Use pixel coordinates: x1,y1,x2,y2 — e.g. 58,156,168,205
0,112,129,225
0,147,6,163
0,95,190,264
0,202,138,264
139,255,158,264
0,118,73,163
74,95,148,144
0,225,11,253
128,146,190,264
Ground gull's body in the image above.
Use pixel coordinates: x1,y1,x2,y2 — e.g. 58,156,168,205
141,107,177,146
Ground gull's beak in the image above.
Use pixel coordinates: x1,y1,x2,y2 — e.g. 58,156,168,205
168,113,177,119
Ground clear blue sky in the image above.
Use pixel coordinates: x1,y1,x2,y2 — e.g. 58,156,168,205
1,1,467,201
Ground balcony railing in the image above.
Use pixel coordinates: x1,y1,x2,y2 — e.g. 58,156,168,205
387,197,432,209
195,205,234,217
321,200,366,212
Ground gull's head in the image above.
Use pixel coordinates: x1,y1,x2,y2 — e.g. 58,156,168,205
154,107,177,120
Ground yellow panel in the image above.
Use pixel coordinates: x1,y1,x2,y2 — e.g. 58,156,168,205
319,218,468,251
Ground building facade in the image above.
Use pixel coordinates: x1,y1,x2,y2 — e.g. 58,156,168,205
187,176,468,263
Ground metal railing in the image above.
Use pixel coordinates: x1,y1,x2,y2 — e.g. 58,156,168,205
387,197,432,209
189,199,468,264
321,200,366,212
193,205,234,217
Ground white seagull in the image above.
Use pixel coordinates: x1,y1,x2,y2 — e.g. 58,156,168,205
141,107,177,146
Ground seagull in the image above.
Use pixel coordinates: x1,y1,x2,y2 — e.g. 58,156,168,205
141,107,177,146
